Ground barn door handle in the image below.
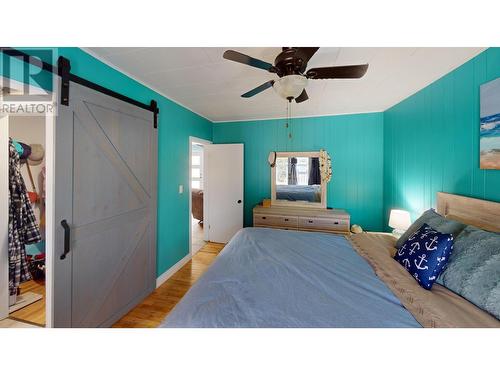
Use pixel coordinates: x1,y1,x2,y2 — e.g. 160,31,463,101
60,220,71,260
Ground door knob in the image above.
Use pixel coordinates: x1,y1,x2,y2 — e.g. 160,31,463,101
237,200,242,204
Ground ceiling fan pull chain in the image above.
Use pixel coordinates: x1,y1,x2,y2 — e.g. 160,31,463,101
285,100,289,129
284,100,290,149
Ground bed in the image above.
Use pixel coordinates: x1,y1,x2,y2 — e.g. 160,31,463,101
275,184,321,202
162,193,500,328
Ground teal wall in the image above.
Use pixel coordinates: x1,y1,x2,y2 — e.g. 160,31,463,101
1,48,213,277
384,47,500,227
213,112,385,231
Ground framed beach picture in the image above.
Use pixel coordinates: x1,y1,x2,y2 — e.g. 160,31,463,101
480,77,500,169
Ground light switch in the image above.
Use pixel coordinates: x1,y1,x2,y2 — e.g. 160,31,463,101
179,185,184,194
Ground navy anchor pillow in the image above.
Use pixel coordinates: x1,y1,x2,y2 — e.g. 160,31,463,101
394,224,454,290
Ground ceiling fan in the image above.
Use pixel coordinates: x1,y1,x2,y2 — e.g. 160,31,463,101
223,47,368,103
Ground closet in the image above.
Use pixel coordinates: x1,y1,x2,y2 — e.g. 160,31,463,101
6,116,47,326
0,116,46,326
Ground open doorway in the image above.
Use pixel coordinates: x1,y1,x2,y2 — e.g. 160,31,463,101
1,78,55,328
0,114,48,328
189,137,211,256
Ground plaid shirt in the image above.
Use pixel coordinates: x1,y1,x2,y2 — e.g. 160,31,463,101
8,139,41,295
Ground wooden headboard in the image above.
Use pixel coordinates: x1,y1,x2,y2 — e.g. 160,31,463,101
436,192,500,232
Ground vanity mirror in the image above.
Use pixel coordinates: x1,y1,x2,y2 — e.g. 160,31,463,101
271,151,327,208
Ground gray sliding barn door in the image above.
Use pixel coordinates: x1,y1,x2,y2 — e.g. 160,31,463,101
53,83,157,327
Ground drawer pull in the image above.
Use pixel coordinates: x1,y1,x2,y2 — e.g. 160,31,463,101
334,221,339,225
262,216,266,220
308,220,314,223
284,218,289,222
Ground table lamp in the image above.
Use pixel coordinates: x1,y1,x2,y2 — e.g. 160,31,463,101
389,209,411,237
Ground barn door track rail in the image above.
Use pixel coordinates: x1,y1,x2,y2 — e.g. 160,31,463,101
1,47,159,128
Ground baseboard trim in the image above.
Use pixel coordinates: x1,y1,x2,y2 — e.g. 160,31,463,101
155,254,191,288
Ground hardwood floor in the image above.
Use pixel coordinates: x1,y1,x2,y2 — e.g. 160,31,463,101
0,318,40,328
192,215,207,253
113,242,225,328
3,242,223,328
9,279,45,327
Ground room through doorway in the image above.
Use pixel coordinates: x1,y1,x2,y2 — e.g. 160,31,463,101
189,137,211,255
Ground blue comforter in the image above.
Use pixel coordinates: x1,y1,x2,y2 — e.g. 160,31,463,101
276,184,321,202
162,228,421,328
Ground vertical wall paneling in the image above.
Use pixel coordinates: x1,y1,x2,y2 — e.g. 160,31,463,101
214,112,385,231
383,48,500,227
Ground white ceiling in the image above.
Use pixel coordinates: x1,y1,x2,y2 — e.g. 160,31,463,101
86,47,485,122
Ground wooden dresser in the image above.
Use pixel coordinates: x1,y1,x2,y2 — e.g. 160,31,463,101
253,205,351,234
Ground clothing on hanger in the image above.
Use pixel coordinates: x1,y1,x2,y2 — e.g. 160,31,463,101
8,139,41,296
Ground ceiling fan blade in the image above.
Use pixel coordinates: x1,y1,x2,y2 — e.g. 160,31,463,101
306,64,369,79
241,80,275,98
223,50,274,72
295,89,309,103
294,47,320,63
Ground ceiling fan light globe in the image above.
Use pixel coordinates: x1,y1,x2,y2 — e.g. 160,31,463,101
273,75,307,100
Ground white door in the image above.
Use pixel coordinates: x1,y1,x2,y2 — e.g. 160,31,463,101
52,82,157,327
204,144,244,243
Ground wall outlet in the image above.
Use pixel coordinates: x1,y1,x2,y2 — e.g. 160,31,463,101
179,185,184,194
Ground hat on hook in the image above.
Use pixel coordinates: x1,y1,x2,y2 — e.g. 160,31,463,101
28,144,45,166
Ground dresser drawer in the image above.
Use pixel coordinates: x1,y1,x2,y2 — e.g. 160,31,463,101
254,214,298,229
298,216,349,232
